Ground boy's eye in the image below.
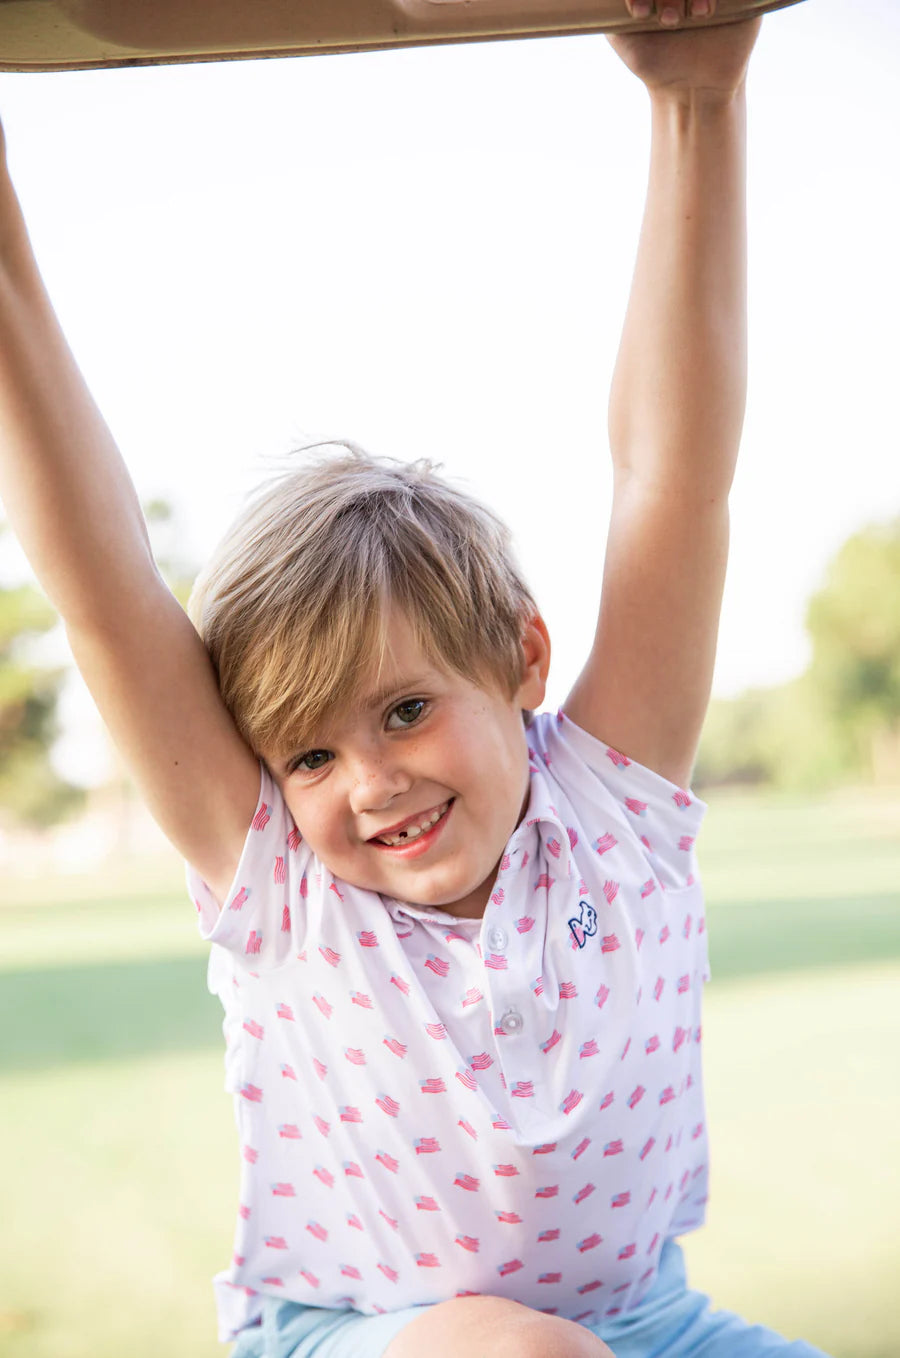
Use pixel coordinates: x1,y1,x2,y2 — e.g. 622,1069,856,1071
295,749,332,772
388,699,426,729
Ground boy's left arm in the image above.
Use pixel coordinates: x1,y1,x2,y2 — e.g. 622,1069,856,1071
565,8,762,790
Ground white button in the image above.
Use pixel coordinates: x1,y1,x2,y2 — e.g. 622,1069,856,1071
500,1008,523,1035
487,925,508,952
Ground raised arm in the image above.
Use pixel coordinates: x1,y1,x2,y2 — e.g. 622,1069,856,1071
0,123,259,900
565,2,761,789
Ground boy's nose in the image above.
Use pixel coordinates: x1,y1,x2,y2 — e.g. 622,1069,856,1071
347,757,412,816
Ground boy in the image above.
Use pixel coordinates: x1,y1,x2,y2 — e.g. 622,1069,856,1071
0,2,829,1354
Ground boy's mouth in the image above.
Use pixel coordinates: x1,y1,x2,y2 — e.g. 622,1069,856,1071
369,799,453,849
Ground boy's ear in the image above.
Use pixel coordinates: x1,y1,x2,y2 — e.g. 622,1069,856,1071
517,614,551,710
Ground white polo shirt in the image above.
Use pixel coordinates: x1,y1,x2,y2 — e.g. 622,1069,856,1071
188,708,710,1342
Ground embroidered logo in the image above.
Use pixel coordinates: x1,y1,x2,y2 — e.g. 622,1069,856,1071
568,900,598,949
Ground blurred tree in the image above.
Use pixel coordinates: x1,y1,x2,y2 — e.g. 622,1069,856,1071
0,548,84,827
806,517,900,782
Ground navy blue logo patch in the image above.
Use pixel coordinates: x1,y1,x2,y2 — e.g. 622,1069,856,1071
568,900,597,949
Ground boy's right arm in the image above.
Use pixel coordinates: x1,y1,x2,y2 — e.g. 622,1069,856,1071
0,131,260,904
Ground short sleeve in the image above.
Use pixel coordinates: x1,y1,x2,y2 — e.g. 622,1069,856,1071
185,762,312,966
538,708,707,891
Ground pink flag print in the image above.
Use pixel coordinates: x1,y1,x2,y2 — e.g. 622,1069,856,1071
288,826,302,851
416,1195,440,1211
281,905,290,932
240,1083,263,1103
456,1234,480,1252
351,991,374,1009
379,1208,400,1231
243,1019,264,1039
312,1058,327,1080
319,944,341,967
541,1030,562,1054
536,1184,559,1199
278,1124,301,1140
416,1253,441,1267
261,1276,283,1287
425,955,450,978
538,1227,560,1243
252,804,271,831
654,976,665,1002
673,1026,687,1053
606,747,631,767
470,1052,493,1071
498,1259,524,1277
639,1137,656,1161
618,1243,636,1261
390,974,410,995
568,826,579,849
612,1191,631,1209
341,1264,363,1280
375,1150,399,1173
621,1037,632,1061
243,1145,258,1164
376,1094,400,1117
496,1210,522,1224
659,925,670,945
547,838,561,859
535,873,555,891
501,852,512,871
312,994,333,1019
274,856,287,885
377,1264,399,1284
603,1140,624,1157
594,832,618,856
574,1183,596,1205
678,835,695,852
494,1163,520,1177
491,887,505,906
560,981,578,999
299,1269,320,1289
560,1089,583,1115
343,1160,364,1178
313,1115,331,1137
532,976,545,997
578,1233,603,1252
596,984,610,1010
346,1212,363,1228
420,1077,447,1094
625,797,647,817
517,915,536,933
601,935,620,954
425,1022,448,1040
358,930,379,948
678,973,690,994
659,1086,676,1105
299,876,308,898
640,880,655,899
603,880,619,905
692,1121,705,1140
683,914,693,939
415,1136,441,1154
600,1091,615,1111
345,1048,366,1066
628,1085,646,1109
245,931,262,955
485,953,509,971
272,1182,295,1197
673,789,692,809
579,1039,599,1059
635,929,645,952
645,1035,660,1055
454,1173,480,1191
339,1107,363,1123
458,1118,478,1140
329,882,344,903
492,1113,512,1131
383,1036,407,1058
538,1272,562,1285
511,1081,535,1099
264,1236,288,1250
455,1068,478,1092
462,988,483,1008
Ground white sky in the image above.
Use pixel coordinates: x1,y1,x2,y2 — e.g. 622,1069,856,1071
0,0,898,782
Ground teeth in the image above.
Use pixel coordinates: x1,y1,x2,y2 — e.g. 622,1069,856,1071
378,802,448,847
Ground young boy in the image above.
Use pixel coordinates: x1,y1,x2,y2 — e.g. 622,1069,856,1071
0,2,831,1355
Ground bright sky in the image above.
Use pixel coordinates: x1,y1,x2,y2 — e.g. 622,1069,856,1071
0,0,898,781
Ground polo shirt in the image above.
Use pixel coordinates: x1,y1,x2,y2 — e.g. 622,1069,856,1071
188,708,710,1342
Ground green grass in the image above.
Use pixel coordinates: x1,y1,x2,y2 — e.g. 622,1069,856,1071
1,785,898,1357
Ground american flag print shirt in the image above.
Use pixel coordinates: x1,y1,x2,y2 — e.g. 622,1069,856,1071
187,709,710,1342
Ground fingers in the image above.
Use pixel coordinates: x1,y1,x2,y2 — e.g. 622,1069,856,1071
626,0,719,25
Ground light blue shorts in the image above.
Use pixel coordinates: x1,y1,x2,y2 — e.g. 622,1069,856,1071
231,1238,831,1358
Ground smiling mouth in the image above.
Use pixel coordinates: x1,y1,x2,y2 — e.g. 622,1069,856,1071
371,800,453,848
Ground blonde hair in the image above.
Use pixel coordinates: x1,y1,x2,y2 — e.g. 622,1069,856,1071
188,442,537,756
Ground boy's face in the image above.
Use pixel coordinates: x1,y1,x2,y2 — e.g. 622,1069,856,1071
264,611,549,919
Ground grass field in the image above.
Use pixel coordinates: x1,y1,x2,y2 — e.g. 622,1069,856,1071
1,787,898,1358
